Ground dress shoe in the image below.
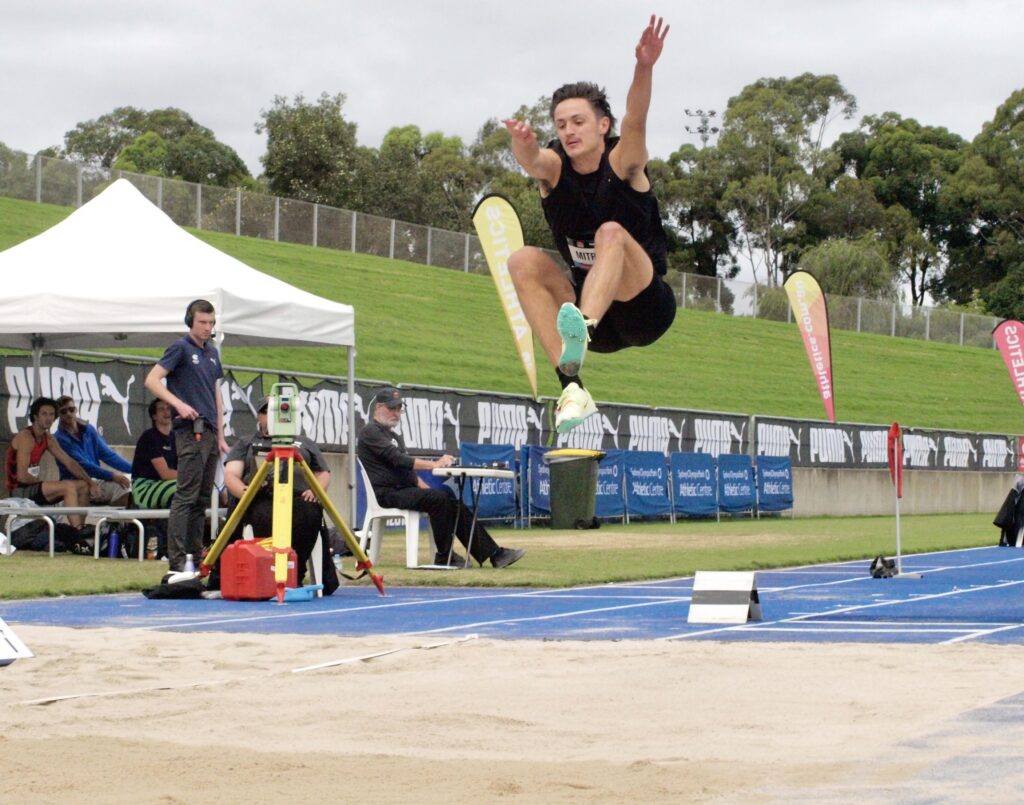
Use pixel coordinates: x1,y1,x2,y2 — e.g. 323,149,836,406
434,552,470,567
490,547,525,568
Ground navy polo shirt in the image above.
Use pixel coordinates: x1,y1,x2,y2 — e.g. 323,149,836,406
158,335,224,431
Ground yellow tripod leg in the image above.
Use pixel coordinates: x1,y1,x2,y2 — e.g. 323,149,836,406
201,459,273,571
296,458,385,596
272,451,295,602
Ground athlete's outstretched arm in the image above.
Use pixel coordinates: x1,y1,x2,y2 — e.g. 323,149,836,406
612,15,669,183
502,118,560,189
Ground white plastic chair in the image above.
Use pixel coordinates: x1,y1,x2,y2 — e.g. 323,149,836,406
356,460,434,568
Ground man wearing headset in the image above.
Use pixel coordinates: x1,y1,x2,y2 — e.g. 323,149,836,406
145,299,229,574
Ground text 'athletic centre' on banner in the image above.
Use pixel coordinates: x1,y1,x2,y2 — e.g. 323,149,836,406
784,269,835,423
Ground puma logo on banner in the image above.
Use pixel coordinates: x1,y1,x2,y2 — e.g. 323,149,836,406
942,436,977,469
694,418,745,455
903,434,939,468
556,412,619,450
859,430,889,464
477,402,543,448
297,389,368,446
5,364,106,433
100,373,135,435
982,438,1013,469
808,427,854,464
399,397,451,451
756,423,801,459
627,414,684,454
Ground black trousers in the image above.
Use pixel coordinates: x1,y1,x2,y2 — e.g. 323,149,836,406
378,486,498,563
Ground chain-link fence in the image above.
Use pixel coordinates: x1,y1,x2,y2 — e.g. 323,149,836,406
0,148,1000,348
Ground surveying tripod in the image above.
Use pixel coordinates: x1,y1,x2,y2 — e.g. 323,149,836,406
200,444,385,603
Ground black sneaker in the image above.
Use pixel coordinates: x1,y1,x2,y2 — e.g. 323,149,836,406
490,547,525,569
434,552,469,567
70,526,97,555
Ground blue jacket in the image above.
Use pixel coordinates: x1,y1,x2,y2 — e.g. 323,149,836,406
55,421,132,481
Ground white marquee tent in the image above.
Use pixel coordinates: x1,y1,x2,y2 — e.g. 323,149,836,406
0,178,354,350
0,178,358,510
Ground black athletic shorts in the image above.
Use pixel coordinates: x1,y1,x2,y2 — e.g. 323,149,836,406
578,272,677,354
11,483,48,505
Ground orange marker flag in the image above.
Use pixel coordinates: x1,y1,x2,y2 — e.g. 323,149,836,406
887,422,903,499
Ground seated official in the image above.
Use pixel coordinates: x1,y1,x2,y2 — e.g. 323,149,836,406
357,386,525,568
54,395,132,507
4,396,101,533
218,399,338,592
131,399,178,509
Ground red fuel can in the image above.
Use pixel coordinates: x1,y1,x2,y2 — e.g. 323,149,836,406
221,541,298,601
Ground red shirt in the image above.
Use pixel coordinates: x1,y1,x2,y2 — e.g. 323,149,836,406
5,427,48,491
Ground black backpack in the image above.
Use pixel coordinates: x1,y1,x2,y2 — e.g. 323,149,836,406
869,555,896,579
10,521,83,552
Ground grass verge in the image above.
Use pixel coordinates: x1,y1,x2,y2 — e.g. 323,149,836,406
0,513,998,599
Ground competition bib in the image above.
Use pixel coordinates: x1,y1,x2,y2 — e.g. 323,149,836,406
567,237,596,270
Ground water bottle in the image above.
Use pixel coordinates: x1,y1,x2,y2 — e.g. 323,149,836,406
184,553,196,573
107,529,120,559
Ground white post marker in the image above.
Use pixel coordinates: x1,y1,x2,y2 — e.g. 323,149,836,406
687,571,762,624
888,421,921,580
0,616,33,667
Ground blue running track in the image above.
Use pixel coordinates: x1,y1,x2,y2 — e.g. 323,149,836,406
5,547,1024,645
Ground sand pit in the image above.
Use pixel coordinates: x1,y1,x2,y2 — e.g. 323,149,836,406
4,625,1024,802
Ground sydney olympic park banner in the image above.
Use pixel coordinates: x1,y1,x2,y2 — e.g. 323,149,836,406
2,355,1020,473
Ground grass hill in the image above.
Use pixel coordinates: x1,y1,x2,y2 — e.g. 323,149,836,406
3,194,1022,435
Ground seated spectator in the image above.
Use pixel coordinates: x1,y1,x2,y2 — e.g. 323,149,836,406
131,399,178,509
53,395,132,507
217,399,338,592
4,396,101,531
357,386,525,568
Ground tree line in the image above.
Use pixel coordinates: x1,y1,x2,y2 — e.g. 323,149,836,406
3,74,1022,316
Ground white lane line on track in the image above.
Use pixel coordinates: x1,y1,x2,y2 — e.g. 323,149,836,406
741,627,984,635
660,578,1024,641
135,582,696,632
942,622,1024,645
402,598,686,636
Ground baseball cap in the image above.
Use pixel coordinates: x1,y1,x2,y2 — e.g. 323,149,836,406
257,399,269,414
374,386,404,409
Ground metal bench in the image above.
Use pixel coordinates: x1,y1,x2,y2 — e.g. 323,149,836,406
0,490,224,560
0,505,118,558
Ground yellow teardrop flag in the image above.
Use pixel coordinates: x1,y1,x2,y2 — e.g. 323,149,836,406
472,194,538,399
784,269,835,422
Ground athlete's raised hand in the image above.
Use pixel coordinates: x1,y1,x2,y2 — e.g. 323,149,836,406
501,117,559,183
635,15,668,67
502,118,539,149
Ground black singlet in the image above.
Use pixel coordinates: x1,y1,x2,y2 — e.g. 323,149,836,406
540,136,668,288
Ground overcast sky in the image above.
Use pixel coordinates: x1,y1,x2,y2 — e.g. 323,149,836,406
2,0,1021,178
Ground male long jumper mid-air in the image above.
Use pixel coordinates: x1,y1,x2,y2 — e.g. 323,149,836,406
502,14,676,433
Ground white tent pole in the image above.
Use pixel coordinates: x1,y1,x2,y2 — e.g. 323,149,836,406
894,492,902,575
348,346,356,522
